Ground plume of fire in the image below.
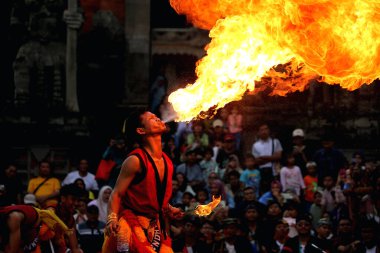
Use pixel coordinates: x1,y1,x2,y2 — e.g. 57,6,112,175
194,195,222,216
168,0,380,122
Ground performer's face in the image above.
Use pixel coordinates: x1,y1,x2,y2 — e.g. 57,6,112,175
62,195,78,213
138,112,166,135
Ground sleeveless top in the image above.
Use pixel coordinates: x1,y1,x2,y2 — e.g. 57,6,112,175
122,148,173,217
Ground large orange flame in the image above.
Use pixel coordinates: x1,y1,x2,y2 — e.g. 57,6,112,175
168,0,380,122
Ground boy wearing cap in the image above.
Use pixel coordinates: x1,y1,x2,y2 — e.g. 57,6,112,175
209,119,225,147
291,128,312,175
314,218,334,252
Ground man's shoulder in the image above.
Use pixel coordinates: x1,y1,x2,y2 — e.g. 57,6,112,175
252,140,261,146
49,177,61,183
30,176,52,185
84,172,96,179
121,155,141,169
67,171,79,177
176,163,186,170
28,177,39,183
191,163,202,170
253,138,271,147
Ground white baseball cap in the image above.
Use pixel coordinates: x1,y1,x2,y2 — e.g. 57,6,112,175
292,128,304,137
24,193,37,206
212,119,224,128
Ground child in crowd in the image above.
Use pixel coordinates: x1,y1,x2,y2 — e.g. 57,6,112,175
240,154,261,197
194,188,209,207
321,175,346,213
303,161,319,209
310,191,323,229
181,191,195,212
280,154,305,196
200,147,219,180
186,121,209,150
77,205,105,253
225,170,245,207
314,218,334,252
74,198,88,229
219,154,242,180
283,200,300,238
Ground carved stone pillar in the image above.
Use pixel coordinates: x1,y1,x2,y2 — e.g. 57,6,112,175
123,0,150,106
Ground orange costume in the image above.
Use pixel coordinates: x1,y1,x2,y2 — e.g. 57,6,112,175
103,148,173,253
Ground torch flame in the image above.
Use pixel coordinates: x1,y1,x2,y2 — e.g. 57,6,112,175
168,0,380,122
194,195,222,216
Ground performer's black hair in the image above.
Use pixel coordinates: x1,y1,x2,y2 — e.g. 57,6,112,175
125,108,148,147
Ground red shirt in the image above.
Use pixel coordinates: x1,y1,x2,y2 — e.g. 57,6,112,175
122,148,173,218
304,175,318,202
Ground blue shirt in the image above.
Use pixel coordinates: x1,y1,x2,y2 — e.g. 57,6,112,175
240,169,261,196
176,163,204,182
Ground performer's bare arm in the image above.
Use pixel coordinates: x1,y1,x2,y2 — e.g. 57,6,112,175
67,228,83,253
165,204,185,220
106,155,141,235
7,211,24,253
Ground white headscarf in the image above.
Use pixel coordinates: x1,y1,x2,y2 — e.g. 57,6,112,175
88,185,112,223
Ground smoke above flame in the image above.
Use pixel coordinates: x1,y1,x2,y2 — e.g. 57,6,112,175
168,0,380,122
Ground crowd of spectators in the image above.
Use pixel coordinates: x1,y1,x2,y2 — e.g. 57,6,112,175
0,105,380,253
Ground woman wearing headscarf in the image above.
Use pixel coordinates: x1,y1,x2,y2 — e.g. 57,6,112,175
209,179,234,208
88,185,112,223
